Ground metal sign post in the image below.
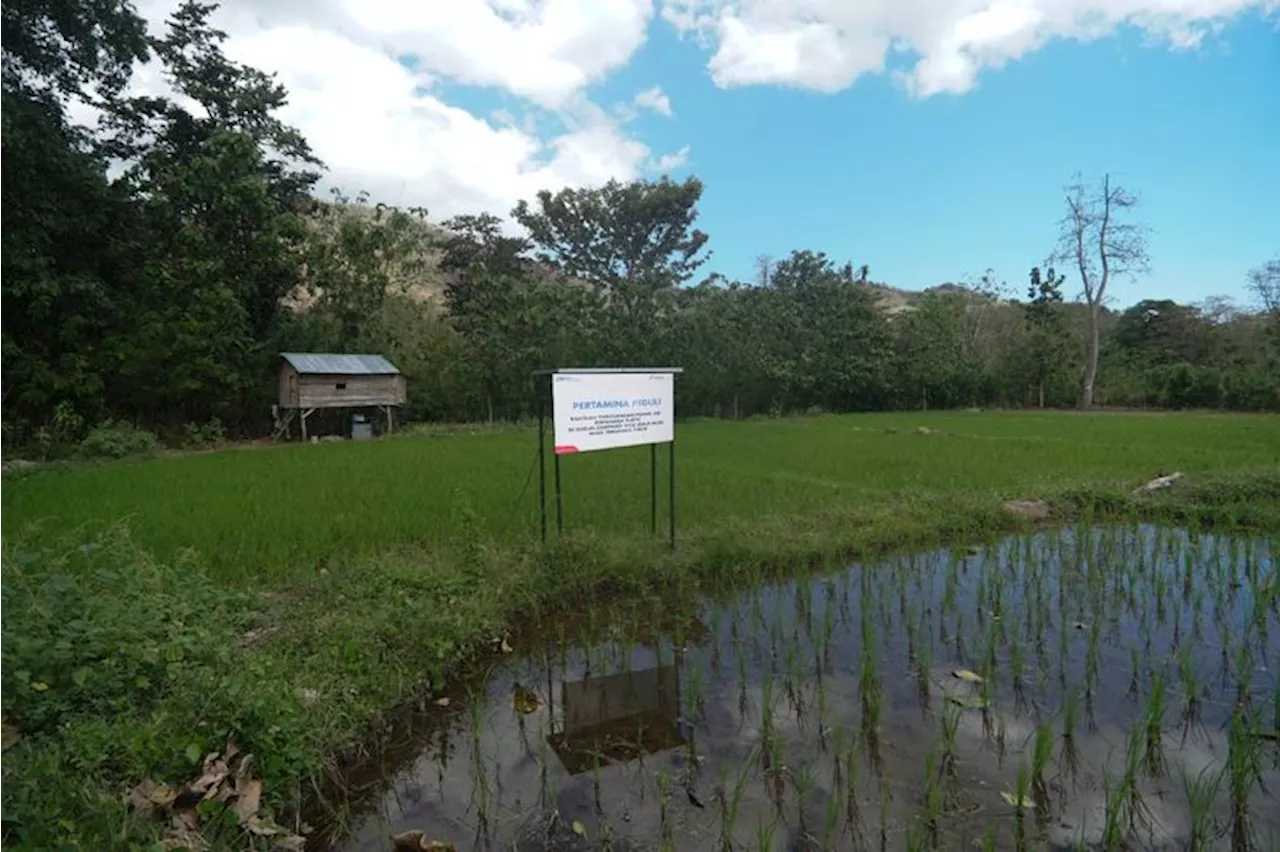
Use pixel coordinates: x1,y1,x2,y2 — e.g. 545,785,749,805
532,367,682,547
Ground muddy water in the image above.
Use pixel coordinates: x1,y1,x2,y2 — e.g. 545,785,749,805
334,526,1279,851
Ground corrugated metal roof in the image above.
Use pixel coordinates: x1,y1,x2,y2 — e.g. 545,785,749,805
280,353,401,375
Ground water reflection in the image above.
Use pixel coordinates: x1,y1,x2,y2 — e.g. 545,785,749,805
333,526,1280,851
550,662,685,775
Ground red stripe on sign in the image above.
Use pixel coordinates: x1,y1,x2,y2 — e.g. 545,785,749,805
554,445,579,455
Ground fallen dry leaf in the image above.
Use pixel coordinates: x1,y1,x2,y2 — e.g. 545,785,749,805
192,758,230,798
128,779,178,810
512,684,540,715
392,829,457,851
392,830,426,851
247,815,283,837
434,697,451,707
952,668,984,684
1,715,19,751
234,779,263,824
1001,791,1035,809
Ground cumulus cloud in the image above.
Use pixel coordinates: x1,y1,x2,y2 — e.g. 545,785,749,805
633,84,675,116
661,0,1277,96
654,144,691,170
115,0,668,222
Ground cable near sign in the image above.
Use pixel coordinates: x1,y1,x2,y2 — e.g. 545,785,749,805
552,371,674,454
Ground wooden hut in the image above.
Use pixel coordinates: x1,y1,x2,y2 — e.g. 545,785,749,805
276,353,406,440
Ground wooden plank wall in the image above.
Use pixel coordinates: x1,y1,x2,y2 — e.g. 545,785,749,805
294,373,406,408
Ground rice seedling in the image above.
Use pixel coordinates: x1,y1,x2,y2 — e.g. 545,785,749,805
836,730,863,845
919,743,944,849
822,782,841,851
1029,719,1055,816
1143,668,1169,777
792,758,816,842
879,783,892,852
1227,703,1265,852
1181,761,1226,851
753,815,779,850
1009,761,1033,852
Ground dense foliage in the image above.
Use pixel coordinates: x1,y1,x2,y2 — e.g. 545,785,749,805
4,1,1278,454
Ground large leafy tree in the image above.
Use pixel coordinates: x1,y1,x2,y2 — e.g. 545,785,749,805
94,1,324,430
1,0,150,430
511,176,710,293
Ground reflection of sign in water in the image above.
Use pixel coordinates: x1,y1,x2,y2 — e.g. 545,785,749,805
548,664,684,774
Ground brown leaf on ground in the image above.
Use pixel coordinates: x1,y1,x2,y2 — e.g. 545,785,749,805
1,715,19,750
248,815,284,837
234,779,263,824
128,779,178,811
192,757,230,798
392,830,426,851
392,830,458,851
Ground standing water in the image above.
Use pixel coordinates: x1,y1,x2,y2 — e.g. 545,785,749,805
331,525,1279,851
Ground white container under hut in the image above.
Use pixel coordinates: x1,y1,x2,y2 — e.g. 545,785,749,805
275,352,406,441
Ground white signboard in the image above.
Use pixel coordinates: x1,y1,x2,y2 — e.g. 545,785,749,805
552,371,674,454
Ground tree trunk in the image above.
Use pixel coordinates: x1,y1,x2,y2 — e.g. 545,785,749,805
1082,303,1100,409
1038,381,1045,409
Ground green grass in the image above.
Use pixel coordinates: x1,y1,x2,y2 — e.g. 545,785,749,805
2,410,1279,850
7,411,1279,582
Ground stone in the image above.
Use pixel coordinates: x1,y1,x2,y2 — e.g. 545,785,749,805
1002,499,1050,520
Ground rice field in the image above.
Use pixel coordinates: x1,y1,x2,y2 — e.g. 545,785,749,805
332,524,1280,851
5,411,1279,581
3,411,1280,850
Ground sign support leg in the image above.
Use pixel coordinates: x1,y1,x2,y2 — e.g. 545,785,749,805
554,450,564,536
650,443,657,536
668,439,676,549
537,376,547,543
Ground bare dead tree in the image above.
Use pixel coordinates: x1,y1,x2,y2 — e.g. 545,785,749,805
754,254,774,288
1247,256,1280,313
1053,173,1151,409
1248,255,1280,346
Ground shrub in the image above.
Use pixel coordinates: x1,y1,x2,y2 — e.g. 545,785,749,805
0,526,252,737
77,421,160,459
182,417,227,447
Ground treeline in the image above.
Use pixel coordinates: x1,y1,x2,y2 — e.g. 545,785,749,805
4,1,1279,454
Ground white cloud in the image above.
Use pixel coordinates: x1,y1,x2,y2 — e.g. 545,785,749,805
634,84,674,116
112,0,674,223
661,0,1277,96
654,145,692,170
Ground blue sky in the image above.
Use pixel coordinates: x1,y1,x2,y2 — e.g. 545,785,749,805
187,0,1279,310
593,15,1279,306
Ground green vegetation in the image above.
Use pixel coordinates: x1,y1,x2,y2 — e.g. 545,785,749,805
7,412,1280,581
3,411,1280,848
4,1,1279,455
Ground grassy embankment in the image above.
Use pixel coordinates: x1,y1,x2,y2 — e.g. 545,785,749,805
3,411,1279,848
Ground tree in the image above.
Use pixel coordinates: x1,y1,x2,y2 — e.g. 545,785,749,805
2,0,148,102
1247,255,1280,345
1053,173,1150,409
511,176,710,293
1024,266,1071,408
438,211,531,317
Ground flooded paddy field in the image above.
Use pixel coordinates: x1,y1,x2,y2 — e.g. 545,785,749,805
329,525,1280,851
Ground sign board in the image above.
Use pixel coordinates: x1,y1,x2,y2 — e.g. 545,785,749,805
552,371,674,454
